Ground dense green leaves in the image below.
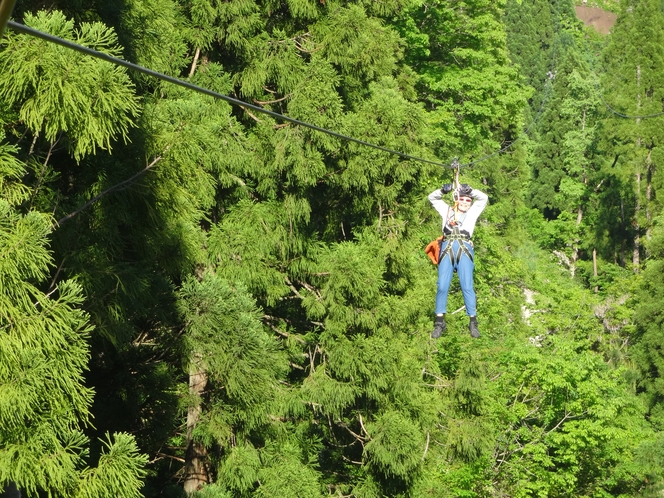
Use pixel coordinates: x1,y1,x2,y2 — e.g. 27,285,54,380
3,0,664,496
396,0,528,156
0,11,140,160
0,140,146,496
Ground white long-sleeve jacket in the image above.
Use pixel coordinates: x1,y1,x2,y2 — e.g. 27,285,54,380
428,187,488,237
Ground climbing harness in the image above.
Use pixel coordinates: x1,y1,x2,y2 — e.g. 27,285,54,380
425,158,474,266
439,226,474,267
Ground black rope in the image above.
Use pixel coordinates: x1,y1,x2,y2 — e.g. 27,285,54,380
585,47,664,120
7,20,453,168
597,91,664,119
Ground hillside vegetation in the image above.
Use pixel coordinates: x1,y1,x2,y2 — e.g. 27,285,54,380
1,0,664,496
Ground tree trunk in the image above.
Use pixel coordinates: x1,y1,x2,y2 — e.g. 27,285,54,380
570,205,583,277
646,148,653,246
633,171,641,272
632,64,642,272
184,360,209,495
593,248,598,293
620,198,626,267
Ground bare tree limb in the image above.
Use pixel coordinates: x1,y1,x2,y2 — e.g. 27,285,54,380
263,316,306,344
47,256,67,291
358,413,371,439
297,279,322,300
284,276,305,300
450,305,466,315
28,130,39,156
240,105,263,123
338,420,366,443
189,47,201,77
55,147,170,227
253,94,292,105
422,430,430,461
149,452,186,465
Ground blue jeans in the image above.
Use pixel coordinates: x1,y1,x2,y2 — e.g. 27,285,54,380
435,240,476,316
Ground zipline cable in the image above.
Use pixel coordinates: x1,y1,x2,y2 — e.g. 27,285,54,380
7,16,564,174
596,87,664,119
7,20,453,169
584,45,664,120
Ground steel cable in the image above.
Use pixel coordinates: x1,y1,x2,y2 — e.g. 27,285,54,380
7,20,453,168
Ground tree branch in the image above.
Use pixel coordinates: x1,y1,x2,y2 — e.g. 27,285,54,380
253,93,292,105
337,420,366,443
284,276,305,300
28,130,39,156
358,414,371,439
297,279,322,300
47,256,67,291
240,105,263,123
189,46,201,78
55,147,170,227
422,430,430,461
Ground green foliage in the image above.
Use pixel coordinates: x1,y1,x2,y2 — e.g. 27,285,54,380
0,11,140,160
0,140,30,206
76,433,148,498
118,0,189,78
598,0,664,267
194,484,233,498
364,410,424,479
254,442,324,498
0,139,147,496
4,1,664,496
178,273,285,413
215,444,261,495
634,214,664,437
177,271,286,481
505,0,557,103
487,240,656,497
396,0,529,156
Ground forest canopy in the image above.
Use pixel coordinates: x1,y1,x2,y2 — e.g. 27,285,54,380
1,0,664,496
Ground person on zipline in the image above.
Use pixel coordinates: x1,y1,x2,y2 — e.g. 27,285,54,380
428,183,488,339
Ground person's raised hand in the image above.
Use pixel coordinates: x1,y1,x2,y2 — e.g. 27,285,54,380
458,184,472,197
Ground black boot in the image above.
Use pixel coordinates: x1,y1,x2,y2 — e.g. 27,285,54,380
431,315,446,339
469,316,480,338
